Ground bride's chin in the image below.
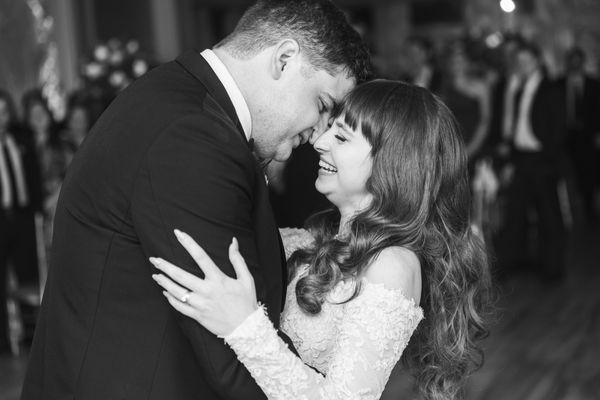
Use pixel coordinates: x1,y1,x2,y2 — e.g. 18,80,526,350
314,179,331,197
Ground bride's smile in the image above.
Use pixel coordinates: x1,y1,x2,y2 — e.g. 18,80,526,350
314,116,373,215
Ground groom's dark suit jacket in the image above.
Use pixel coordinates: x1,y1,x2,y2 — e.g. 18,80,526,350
21,50,289,400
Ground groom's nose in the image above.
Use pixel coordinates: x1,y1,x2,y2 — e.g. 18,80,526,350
310,111,333,144
299,130,311,145
309,129,324,145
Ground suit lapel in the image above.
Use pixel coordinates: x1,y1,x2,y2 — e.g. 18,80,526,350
175,50,248,146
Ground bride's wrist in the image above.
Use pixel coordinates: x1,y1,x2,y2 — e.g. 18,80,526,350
222,303,266,341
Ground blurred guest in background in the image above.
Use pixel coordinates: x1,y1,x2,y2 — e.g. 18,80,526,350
404,37,442,94
488,35,523,155
441,41,492,165
59,93,91,167
440,41,499,249
495,41,567,282
557,47,600,223
21,90,68,247
0,90,41,354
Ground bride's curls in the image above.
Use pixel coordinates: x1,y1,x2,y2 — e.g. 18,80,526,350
289,80,493,400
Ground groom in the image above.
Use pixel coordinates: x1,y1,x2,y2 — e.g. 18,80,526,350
21,0,370,399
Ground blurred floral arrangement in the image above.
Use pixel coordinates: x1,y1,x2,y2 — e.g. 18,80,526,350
79,38,155,120
81,38,153,97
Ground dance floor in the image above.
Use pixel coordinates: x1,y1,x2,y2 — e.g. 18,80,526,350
2,225,599,400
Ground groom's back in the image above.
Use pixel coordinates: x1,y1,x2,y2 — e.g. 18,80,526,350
21,60,227,400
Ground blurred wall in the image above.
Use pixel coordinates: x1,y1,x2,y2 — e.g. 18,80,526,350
0,0,46,113
5,0,599,116
465,0,600,76
47,0,79,95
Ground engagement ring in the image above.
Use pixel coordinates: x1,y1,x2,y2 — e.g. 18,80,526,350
180,291,191,304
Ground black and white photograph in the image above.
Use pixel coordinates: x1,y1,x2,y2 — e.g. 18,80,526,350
1,0,599,399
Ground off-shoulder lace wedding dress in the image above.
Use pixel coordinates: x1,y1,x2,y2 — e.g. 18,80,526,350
222,228,424,400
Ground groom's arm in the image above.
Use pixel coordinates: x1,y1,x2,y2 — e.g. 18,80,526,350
131,113,269,400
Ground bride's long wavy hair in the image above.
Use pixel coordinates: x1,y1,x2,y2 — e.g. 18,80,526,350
288,80,492,400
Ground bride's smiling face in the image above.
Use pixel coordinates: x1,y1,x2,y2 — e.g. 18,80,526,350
313,115,373,212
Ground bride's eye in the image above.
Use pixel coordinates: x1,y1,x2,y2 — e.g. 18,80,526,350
334,134,347,143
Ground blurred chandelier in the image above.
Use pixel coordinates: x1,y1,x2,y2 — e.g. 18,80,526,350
500,0,516,13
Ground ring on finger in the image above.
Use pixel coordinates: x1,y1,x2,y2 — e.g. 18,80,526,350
180,290,191,304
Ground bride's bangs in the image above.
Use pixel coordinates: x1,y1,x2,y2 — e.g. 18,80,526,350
339,85,383,143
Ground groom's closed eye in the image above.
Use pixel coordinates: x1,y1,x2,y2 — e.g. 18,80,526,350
318,99,329,114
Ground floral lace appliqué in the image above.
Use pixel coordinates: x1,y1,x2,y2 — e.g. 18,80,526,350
279,227,315,260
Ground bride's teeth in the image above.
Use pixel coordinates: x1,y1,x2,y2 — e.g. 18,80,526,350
319,160,337,173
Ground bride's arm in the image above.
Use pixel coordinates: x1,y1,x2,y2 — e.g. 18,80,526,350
153,235,423,400
224,281,422,400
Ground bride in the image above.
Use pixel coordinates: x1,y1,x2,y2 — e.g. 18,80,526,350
151,80,491,400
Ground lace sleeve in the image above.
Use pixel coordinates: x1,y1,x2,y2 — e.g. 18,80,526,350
278,228,314,260
223,281,424,400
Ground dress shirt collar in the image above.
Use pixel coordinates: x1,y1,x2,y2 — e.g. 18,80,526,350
200,49,252,141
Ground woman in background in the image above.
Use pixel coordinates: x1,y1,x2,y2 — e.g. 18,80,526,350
59,94,91,167
21,90,67,248
441,42,492,164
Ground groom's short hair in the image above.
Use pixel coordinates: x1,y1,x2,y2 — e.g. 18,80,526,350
216,0,372,83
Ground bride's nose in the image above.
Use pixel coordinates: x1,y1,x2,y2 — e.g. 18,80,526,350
312,126,332,152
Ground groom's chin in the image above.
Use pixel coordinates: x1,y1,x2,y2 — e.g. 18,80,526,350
271,146,294,162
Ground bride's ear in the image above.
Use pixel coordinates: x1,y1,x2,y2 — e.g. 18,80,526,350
270,39,300,80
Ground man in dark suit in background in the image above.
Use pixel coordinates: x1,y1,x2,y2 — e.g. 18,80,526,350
557,47,600,223
21,1,370,399
495,41,567,283
0,90,42,355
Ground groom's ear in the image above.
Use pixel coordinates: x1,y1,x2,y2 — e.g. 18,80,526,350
271,39,301,80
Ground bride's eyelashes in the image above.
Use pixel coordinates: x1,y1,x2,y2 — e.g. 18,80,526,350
334,134,347,143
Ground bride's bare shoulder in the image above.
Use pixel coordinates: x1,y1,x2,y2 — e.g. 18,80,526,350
279,228,315,260
364,247,422,304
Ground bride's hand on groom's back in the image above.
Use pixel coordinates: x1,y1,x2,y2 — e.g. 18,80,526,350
150,230,258,337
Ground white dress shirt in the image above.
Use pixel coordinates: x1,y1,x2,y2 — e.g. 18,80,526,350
200,49,252,141
514,70,543,151
502,74,522,140
0,134,28,209
566,73,584,127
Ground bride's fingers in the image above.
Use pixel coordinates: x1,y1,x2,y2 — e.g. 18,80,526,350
229,237,252,283
152,273,190,301
174,230,221,279
162,291,197,319
149,257,204,292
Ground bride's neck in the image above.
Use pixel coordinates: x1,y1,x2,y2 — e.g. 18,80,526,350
335,195,373,238
336,209,355,237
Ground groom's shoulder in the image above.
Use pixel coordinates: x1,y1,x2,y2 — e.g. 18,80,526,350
125,60,211,108
107,61,239,136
